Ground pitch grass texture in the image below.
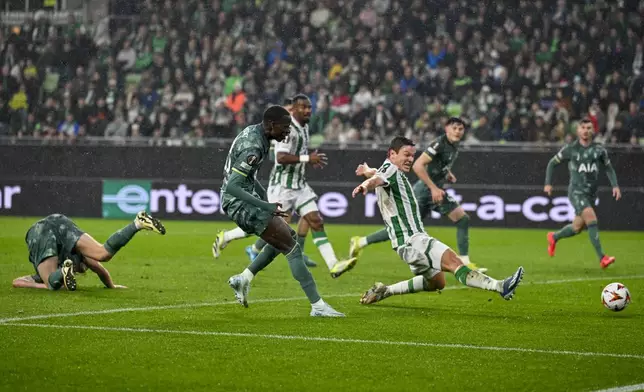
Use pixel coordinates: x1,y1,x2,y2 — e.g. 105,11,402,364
0,217,643,392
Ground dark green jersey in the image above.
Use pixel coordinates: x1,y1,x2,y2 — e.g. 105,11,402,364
553,141,613,194
221,124,271,210
422,134,459,188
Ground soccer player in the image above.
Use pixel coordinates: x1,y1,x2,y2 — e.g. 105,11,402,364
352,136,524,305
223,105,344,317
245,94,357,278
349,117,487,273
12,212,165,291
544,118,621,268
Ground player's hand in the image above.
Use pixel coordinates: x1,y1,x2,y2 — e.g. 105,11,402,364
352,184,368,198
271,202,290,217
430,187,445,203
544,185,553,196
355,162,371,177
446,172,457,183
613,187,622,201
112,284,128,289
310,150,328,168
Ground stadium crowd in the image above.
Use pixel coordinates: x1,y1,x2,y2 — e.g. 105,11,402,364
1,0,644,146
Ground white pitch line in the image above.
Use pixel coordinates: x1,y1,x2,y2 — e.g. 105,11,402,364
3,322,644,360
592,383,644,392
1,274,643,324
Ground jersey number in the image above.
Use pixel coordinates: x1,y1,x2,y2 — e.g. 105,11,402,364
378,163,391,173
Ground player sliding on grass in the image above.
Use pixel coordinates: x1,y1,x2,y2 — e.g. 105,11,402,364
349,117,487,273
352,136,524,305
222,105,344,317
544,118,621,269
12,212,165,291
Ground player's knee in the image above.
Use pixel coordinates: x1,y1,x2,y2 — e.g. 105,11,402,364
306,214,324,231
97,246,113,262
456,214,470,227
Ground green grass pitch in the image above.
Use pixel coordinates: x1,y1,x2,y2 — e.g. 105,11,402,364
0,217,643,391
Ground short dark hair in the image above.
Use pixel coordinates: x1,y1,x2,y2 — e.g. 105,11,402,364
388,136,415,153
292,94,310,104
446,117,467,128
579,118,593,125
263,105,291,123
283,97,293,106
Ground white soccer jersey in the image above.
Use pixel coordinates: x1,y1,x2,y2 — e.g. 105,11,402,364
268,116,309,190
375,159,425,249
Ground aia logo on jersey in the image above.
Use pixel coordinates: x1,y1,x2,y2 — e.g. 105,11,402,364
577,163,598,173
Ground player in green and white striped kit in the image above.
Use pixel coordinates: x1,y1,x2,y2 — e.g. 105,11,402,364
352,136,524,305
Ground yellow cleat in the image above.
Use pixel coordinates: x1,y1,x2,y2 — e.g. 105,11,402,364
349,236,362,259
61,259,77,291
212,231,225,259
135,211,166,235
467,262,488,274
330,258,358,279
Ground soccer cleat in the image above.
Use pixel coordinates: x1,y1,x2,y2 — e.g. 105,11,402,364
303,255,318,268
310,302,345,317
228,274,250,308
136,211,166,235
349,236,363,259
245,245,258,262
61,259,77,291
547,232,556,257
600,255,616,269
500,266,524,300
329,258,358,279
360,282,392,305
212,231,226,259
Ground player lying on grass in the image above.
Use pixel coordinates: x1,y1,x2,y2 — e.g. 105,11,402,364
349,117,487,273
222,105,344,317
544,118,621,269
352,136,524,305
12,212,165,291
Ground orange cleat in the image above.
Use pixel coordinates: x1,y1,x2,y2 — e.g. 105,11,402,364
547,232,557,257
600,255,616,269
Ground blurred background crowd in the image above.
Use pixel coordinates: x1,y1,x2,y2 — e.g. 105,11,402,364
1,0,644,147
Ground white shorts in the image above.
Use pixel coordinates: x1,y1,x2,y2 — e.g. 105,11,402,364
267,184,319,216
396,232,449,279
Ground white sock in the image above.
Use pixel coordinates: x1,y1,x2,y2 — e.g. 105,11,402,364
312,232,338,270
222,227,247,246
460,255,471,265
388,275,425,295
358,237,368,248
311,299,325,309
457,266,502,292
241,268,254,282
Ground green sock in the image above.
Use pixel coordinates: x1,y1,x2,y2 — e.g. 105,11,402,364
252,238,267,253
47,269,64,291
366,229,389,245
454,265,471,285
455,215,470,256
553,224,579,241
297,235,306,251
586,221,604,259
104,223,138,255
285,244,321,303
248,244,279,275
454,265,502,292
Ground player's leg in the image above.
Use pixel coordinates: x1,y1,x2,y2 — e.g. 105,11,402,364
295,217,317,267
213,227,252,259
26,222,76,291
446,204,487,273
438,243,524,300
12,274,47,289
76,211,165,262
227,209,343,316
349,228,389,259
36,256,76,291
548,193,587,257
580,206,614,268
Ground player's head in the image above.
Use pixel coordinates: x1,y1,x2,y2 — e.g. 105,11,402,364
283,97,293,113
577,118,594,141
263,105,292,142
291,94,312,124
387,136,416,172
445,117,467,143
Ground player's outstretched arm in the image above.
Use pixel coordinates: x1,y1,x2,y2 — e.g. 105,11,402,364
12,275,48,289
601,149,621,200
276,150,327,167
352,176,386,197
544,146,569,195
83,257,125,289
413,153,445,202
